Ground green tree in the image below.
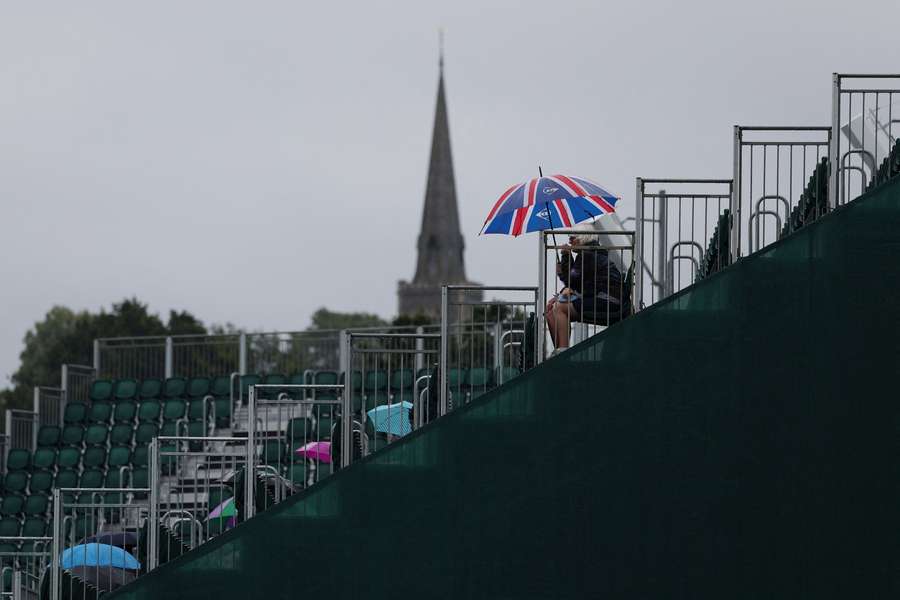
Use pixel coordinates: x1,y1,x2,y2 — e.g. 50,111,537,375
307,308,387,331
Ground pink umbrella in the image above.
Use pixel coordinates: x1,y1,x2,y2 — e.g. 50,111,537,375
294,441,331,464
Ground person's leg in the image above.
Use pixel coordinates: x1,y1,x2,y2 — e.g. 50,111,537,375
545,297,558,349
552,301,577,349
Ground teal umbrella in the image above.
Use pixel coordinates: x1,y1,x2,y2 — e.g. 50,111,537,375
367,401,413,437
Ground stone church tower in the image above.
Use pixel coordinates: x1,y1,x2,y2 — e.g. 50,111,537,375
398,58,481,317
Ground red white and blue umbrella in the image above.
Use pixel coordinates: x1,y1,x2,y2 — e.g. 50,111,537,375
480,174,618,236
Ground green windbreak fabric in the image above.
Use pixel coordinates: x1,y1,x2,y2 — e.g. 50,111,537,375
110,182,900,599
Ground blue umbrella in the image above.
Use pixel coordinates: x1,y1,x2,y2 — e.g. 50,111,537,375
367,401,413,437
61,543,141,570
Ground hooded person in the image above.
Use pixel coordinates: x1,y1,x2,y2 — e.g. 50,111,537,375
545,215,631,354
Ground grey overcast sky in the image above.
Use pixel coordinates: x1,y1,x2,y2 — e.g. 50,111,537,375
1,0,898,387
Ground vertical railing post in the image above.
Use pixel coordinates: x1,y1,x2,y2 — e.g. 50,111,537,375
50,488,61,600
657,189,668,299
439,286,449,416
340,332,352,469
4,411,11,449
634,177,644,311
238,333,248,375
59,365,69,428
245,400,256,519
731,126,743,262
414,326,424,374
31,389,40,452
148,437,159,571
536,232,547,364
164,337,174,379
12,569,21,600
829,72,841,209
92,339,101,376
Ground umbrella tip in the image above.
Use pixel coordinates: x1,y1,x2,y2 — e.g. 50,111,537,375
538,165,543,177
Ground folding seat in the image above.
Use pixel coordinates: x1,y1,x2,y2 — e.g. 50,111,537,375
81,447,107,470
187,377,211,399
87,401,112,424
188,397,211,423
131,467,149,499
3,470,27,495
107,446,132,472
89,379,113,403
138,399,162,423
364,370,390,407
63,402,87,424
0,517,20,537
134,423,159,445
6,448,30,471
60,425,84,446
21,517,47,538
283,462,308,489
57,447,81,470
139,378,163,400
163,377,188,399
114,400,137,423
29,469,54,495
37,425,61,447
262,440,284,467
466,367,493,400
0,495,24,517
131,444,149,467
364,419,390,453
160,443,178,475
312,406,333,441
285,417,313,452
83,424,109,447
79,468,104,489
110,424,133,446
213,396,232,429
162,399,187,422
104,468,128,488
315,371,340,399
210,375,232,398
54,468,79,490
187,420,207,443
390,368,415,403
31,448,57,472
112,378,138,402
23,494,48,517
260,373,287,399
287,372,308,398
160,421,182,438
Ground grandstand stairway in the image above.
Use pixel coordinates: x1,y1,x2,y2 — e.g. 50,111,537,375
108,180,900,598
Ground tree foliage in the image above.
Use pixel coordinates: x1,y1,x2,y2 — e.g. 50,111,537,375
307,308,388,331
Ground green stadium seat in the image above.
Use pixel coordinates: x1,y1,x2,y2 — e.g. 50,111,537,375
57,447,81,470
84,424,109,447
23,494,48,517
29,470,53,495
81,447,107,469
21,517,46,538
89,379,113,403
187,377,211,398
213,397,231,428
283,462,308,488
312,406,333,440
63,402,87,424
0,495,24,516
54,468,79,489
72,514,94,541
31,448,57,471
104,468,128,488
87,401,113,424
0,518,20,537
131,467,149,498
287,372,308,396
163,377,188,399
188,398,210,422
138,399,162,423
103,491,125,523
139,378,163,400
61,424,84,446
467,367,493,400
285,417,313,451
110,424,133,446
187,420,206,439
262,440,284,466
79,468,104,489
160,443,178,475
339,370,362,401
37,425,61,447
310,370,338,400
113,378,138,402
261,373,288,399
390,368,415,402
160,421,181,437
135,423,158,445
240,374,261,401
114,400,137,423
210,375,232,397
163,399,187,422
6,449,30,471
131,444,149,467
107,446,131,470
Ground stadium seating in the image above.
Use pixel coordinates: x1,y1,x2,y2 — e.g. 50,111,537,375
697,209,732,281
866,139,900,193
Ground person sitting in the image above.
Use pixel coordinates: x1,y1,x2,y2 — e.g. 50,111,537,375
545,230,630,354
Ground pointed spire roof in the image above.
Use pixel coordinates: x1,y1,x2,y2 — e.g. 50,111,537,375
411,59,467,285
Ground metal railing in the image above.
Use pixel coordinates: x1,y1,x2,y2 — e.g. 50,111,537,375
830,74,900,207
540,229,635,355
60,364,95,406
440,286,540,417
32,387,62,430
0,537,50,600
148,437,253,569
635,179,733,308
246,384,346,505
733,126,832,257
50,488,150,600
342,333,440,465
3,411,35,454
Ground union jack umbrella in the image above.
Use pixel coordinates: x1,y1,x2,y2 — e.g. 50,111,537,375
480,174,618,236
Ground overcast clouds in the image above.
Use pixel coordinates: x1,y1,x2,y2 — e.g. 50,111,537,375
1,0,898,387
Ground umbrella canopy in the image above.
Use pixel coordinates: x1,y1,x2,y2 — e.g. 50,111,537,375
367,402,413,437
61,543,141,570
207,497,236,520
481,174,618,236
69,566,138,592
294,441,332,464
81,532,139,550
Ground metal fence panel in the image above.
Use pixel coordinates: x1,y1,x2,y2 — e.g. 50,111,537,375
636,179,733,308
0,537,50,600
50,488,151,600
33,388,62,429
60,364,95,407
96,337,167,380
3,411,35,454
